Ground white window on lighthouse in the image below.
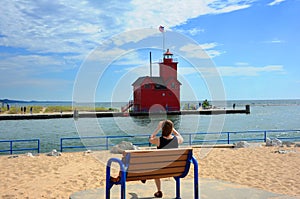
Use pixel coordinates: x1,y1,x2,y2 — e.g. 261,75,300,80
171,82,175,89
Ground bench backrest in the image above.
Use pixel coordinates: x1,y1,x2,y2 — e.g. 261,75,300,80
122,148,192,181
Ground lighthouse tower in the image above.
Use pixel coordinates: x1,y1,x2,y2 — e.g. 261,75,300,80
159,49,181,109
130,49,181,112
160,49,178,82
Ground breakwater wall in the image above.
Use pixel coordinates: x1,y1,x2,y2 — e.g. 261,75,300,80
0,105,250,120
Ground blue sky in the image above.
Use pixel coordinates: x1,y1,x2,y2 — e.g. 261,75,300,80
0,0,299,102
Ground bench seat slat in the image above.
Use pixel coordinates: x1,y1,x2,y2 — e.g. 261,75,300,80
124,149,190,158
126,172,184,181
127,166,186,175
127,154,188,164
127,160,187,171
127,166,186,178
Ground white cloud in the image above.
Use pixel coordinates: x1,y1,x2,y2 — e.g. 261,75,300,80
175,28,205,36
86,47,128,62
0,0,254,55
217,65,285,76
180,43,223,59
212,4,251,14
78,24,102,34
207,0,253,13
200,43,219,50
187,28,205,35
268,0,286,6
206,50,223,58
0,77,72,88
125,64,160,77
111,29,158,46
178,64,285,77
235,62,250,66
264,38,285,43
112,52,150,69
180,44,209,59
126,0,253,29
0,1,121,54
0,54,70,74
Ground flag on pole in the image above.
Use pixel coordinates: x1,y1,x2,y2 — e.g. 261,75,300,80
159,25,164,33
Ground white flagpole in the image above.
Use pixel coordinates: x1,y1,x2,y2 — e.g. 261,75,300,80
159,26,165,52
163,30,165,52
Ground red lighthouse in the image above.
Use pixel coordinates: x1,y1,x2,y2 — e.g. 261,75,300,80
131,49,181,112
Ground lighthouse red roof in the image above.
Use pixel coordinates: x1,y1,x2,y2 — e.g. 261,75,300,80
132,76,181,87
132,76,165,86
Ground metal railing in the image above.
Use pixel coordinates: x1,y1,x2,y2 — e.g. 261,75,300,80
0,139,40,154
188,129,300,145
60,134,151,152
60,129,300,152
2,130,299,154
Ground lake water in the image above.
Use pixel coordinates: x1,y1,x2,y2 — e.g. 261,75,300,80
0,99,300,152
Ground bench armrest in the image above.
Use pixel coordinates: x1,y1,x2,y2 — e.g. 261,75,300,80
107,158,125,171
106,158,127,199
106,158,126,185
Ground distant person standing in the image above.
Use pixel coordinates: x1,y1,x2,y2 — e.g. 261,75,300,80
7,104,10,111
233,103,236,109
30,107,33,114
24,106,26,114
21,107,23,114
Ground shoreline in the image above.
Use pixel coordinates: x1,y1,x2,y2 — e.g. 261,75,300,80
1,145,299,198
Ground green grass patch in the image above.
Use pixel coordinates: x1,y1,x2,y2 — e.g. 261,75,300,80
44,106,73,113
5,106,44,114
44,106,119,113
1,105,119,114
29,106,44,113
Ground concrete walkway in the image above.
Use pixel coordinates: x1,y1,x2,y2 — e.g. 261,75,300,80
70,178,299,199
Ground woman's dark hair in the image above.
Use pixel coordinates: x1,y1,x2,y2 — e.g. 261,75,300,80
162,120,173,137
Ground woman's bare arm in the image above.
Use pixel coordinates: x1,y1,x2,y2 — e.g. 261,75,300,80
149,121,164,146
172,128,184,144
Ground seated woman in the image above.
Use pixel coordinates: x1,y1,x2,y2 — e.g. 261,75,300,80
148,120,184,198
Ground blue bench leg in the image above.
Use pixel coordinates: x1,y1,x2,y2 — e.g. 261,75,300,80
106,190,110,199
106,184,111,199
121,181,126,199
106,165,111,199
120,170,127,199
192,156,199,199
175,177,181,199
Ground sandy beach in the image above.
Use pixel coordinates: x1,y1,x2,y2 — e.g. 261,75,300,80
1,145,299,199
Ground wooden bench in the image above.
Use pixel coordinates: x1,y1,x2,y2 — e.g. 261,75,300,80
106,148,199,199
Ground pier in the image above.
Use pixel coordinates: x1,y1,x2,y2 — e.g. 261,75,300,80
0,105,250,120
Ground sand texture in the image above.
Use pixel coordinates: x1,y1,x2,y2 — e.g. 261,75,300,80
0,146,299,198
